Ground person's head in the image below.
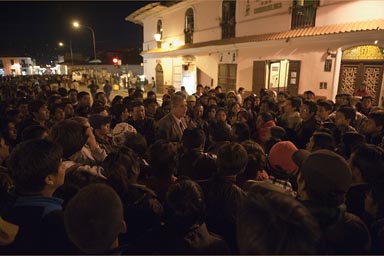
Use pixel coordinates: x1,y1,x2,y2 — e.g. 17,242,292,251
21,125,48,141
215,107,227,122
360,111,384,135
209,120,231,142
165,179,206,231
236,109,249,123
268,141,298,178
238,87,245,95
231,122,250,143
143,98,158,117
167,85,176,95
256,112,274,129
187,95,196,110
89,114,112,136
77,91,91,107
300,100,317,121
131,101,146,121
316,100,334,121
285,96,301,113
49,119,88,159
182,128,205,150
350,143,384,184
362,96,373,109
217,142,248,176
8,139,64,196
241,140,267,177
64,184,125,254
68,89,78,104
149,140,177,178
277,91,288,103
215,85,222,94
122,132,147,157
335,106,356,128
306,132,335,152
191,103,203,120
303,90,315,101
171,94,187,119
196,84,204,95
207,96,217,106
237,182,320,254
111,103,129,122
206,105,217,121
29,100,50,122
102,147,140,194
294,149,352,206
147,90,156,100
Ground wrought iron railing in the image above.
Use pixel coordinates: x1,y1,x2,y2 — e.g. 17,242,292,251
291,5,317,29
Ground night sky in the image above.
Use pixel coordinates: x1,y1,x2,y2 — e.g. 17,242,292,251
0,1,152,65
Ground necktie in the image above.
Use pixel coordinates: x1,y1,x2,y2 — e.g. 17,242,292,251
179,121,184,132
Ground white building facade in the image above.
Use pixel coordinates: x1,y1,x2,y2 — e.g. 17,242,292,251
126,0,384,104
0,57,36,76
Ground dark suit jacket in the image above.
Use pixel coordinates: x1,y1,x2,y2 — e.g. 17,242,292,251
156,113,187,142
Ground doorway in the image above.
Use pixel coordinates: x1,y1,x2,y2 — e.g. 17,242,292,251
338,45,384,104
155,63,164,94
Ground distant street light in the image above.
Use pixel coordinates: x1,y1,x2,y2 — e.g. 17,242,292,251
58,41,74,66
72,21,97,62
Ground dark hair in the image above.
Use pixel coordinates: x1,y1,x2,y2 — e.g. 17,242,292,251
28,99,46,114
149,140,177,178
64,183,123,254
131,100,144,109
303,100,317,114
237,183,320,254
182,128,206,149
231,122,250,142
368,111,384,128
311,132,335,152
209,121,231,142
122,132,148,157
241,140,267,175
102,147,140,196
258,112,274,124
8,139,63,194
21,125,48,142
287,96,302,111
217,142,248,176
110,103,127,120
49,119,88,159
337,106,356,123
317,100,334,112
77,91,90,101
351,143,384,185
165,179,206,231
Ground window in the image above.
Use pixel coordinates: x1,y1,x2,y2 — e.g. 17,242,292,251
291,0,319,29
221,0,236,39
184,8,194,44
156,20,163,48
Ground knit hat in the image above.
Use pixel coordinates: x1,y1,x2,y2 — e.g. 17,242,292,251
268,141,298,174
89,115,112,130
295,149,352,194
187,95,196,102
111,123,137,147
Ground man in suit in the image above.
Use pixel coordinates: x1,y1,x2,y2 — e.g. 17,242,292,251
156,94,187,142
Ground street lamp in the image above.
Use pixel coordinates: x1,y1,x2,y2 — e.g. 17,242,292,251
58,41,74,65
73,21,97,62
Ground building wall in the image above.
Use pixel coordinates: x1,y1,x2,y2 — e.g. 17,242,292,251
0,57,35,76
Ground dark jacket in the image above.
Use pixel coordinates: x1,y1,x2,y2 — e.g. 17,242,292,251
177,149,217,180
0,195,75,255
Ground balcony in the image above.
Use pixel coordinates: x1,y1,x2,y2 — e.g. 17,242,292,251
291,5,317,29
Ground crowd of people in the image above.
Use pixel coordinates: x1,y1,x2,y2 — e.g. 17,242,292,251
0,74,383,254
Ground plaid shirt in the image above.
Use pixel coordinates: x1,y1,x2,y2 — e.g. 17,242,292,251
267,176,297,197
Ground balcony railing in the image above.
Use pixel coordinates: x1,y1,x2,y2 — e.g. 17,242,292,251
291,5,317,29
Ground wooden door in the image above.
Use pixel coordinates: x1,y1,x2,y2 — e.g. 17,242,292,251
218,64,237,92
155,64,164,94
339,61,384,104
287,60,301,96
252,61,266,95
